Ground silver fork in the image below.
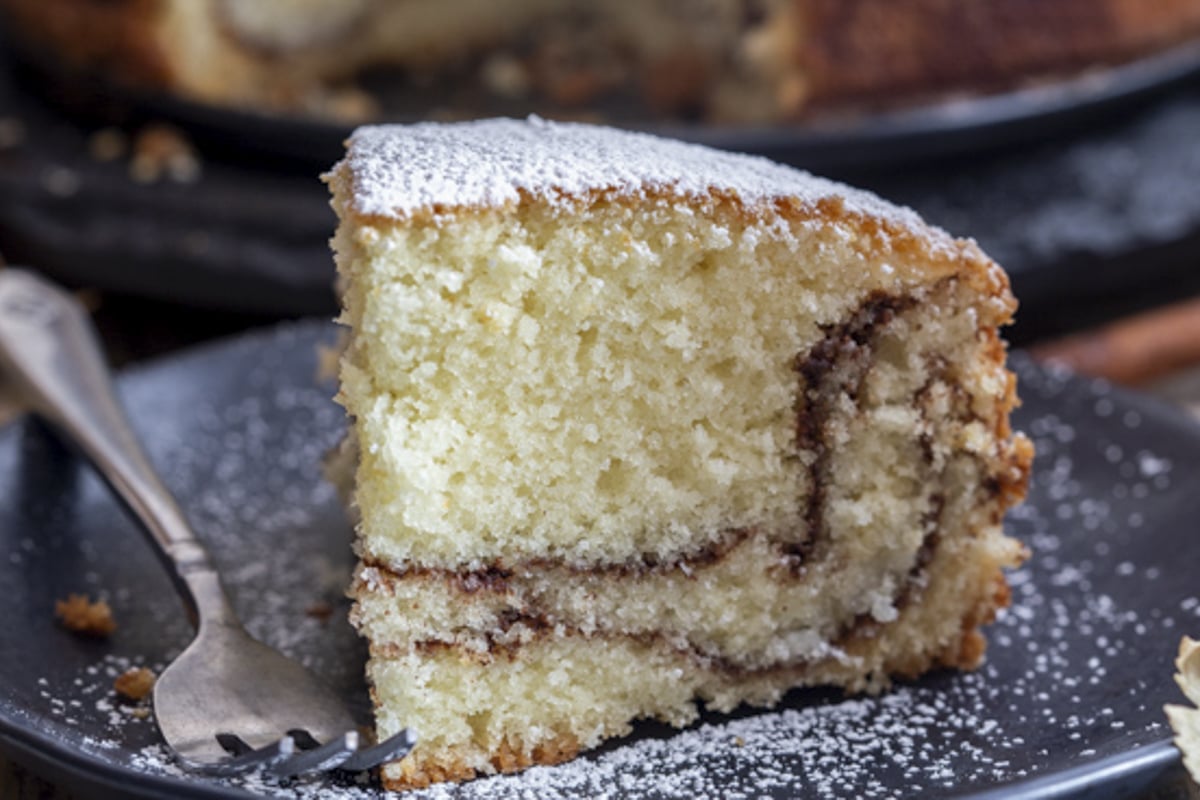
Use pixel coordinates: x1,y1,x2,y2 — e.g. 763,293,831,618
0,269,413,778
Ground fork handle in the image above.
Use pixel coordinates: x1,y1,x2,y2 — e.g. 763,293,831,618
0,268,234,626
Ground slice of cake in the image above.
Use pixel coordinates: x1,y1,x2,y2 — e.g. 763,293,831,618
326,117,1032,789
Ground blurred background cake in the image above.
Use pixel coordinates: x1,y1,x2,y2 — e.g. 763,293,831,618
5,0,1200,123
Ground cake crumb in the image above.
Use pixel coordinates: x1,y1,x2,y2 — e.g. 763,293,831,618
130,123,201,184
88,127,129,162
55,594,117,637
114,667,156,701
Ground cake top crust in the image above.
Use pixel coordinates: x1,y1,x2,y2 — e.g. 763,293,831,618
339,117,944,241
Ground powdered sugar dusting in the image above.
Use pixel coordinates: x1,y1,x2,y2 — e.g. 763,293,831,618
340,118,950,249
2,326,1197,798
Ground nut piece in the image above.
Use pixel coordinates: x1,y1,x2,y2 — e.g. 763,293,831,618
114,667,156,701
55,594,117,637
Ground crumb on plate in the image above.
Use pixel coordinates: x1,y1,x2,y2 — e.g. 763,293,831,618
114,667,156,701
130,123,201,184
55,593,116,637
88,126,129,162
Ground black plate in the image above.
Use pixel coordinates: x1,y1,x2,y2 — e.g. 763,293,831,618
0,320,1198,799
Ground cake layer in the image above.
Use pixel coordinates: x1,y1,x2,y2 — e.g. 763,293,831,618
350,278,1027,670
367,513,1020,790
329,123,1015,569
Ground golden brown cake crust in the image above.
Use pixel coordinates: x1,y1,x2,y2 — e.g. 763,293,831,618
341,186,1011,301
382,731,582,791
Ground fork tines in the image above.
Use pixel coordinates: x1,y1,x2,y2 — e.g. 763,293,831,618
337,728,417,773
205,728,416,779
266,731,358,777
200,735,294,776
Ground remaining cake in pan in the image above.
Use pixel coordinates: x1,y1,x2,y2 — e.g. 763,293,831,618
325,117,1032,789
7,0,1200,123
